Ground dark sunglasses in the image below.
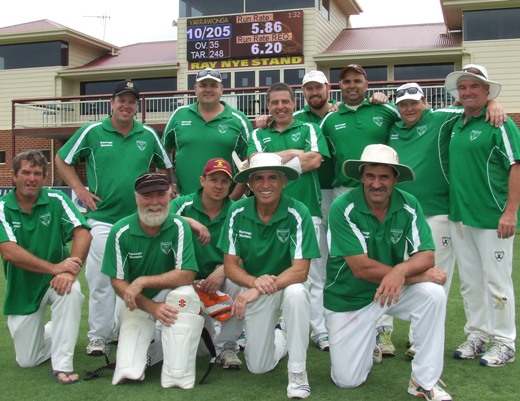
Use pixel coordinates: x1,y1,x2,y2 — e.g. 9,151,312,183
462,67,486,78
395,87,424,98
196,69,222,80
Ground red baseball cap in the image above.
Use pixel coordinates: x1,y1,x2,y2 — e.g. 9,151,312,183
203,158,233,178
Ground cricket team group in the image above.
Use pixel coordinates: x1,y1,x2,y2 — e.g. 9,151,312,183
1,62,518,401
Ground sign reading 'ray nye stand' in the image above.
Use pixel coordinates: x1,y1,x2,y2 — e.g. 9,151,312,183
186,10,304,62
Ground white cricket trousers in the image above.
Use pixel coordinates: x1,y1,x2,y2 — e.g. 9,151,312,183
450,221,516,349
326,282,446,390
308,214,326,343
244,282,310,374
7,281,84,372
86,219,116,341
376,214,456,335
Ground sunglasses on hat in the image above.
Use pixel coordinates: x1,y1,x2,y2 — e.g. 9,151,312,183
395,86,424,98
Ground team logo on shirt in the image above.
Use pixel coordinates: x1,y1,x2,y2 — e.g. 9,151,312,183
470,130,482,141
277,229,290,243
39,212,51,226
495,251,505,262
373,117,383,127
136,140,146,151
218,124,229,134
291,133,301,142
417,125,427,136
390,228,403,244
161,242,172,254
442,236,451,247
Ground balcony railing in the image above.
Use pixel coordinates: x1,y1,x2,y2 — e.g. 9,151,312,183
12,84,453,134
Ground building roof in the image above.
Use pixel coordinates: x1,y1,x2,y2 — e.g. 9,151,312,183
320,23,461,55
72,41,178,70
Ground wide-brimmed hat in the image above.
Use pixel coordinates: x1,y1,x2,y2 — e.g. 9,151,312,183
444,64,501,100
234,153,300,183
343,144,415,183
395,83,424,104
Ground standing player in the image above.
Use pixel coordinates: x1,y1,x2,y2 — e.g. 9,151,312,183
320,64,401,356
162,68,253,199
444,64,519,367
170,158,243,369
55,81,173,356
325,144,451,400
248,82,330,352
0,150,91,384
219,153,320,399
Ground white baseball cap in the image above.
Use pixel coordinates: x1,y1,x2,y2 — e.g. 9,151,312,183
302,70,328,86
395,83,424,104
444,64,501,100
343,144,415,183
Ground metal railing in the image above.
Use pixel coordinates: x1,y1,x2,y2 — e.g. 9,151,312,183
12,85,453,130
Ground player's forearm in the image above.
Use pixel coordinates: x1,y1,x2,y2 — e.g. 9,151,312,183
135,269,196,291
398,250,435,280
0,242,56,275
274,259,310,290
69,227,92,264
224,254,256,288
54,155,85,193
505,162,520,215
298,151,322,173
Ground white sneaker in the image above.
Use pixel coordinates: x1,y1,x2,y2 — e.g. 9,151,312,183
405,344,417,359
480,342,515,367
453,338,486,359
315,336,330,352
376,326,395,357
373,344,383,364
217,344,242,370
86,339,105,356
236,330,246,350
287,370,311,399
408,377,452,401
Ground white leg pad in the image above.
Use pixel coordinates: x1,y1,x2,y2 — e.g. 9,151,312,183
161,286,204,389
112,307,155,385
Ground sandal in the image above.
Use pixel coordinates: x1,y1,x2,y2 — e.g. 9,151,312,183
51,370,80,385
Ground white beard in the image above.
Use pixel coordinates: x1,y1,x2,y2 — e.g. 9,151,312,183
138,205,169,227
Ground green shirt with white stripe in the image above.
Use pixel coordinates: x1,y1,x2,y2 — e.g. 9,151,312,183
101,212,198,300
0,188,90,315
320,99,400,188
170,189,233,280
218,194,320,277
162,101,252,196
388,107,463,216
449,106,520,229
293,102,336,189
247,119,330,217
58,117,172,224
325,186,434,312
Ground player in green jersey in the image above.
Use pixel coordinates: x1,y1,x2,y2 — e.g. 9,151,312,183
0,150,91,384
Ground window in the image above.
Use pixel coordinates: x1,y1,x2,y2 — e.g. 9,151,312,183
394,63,454,81
235,71,255,88
330,66,388,84
246,0,314,12
259,70,280,87
283,68,305,85
321,0,330,20
0,151,5,164
180,0,244,17
0,41,68,70
464,8,520,41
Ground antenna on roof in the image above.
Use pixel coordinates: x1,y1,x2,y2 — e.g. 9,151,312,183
83,14,111,40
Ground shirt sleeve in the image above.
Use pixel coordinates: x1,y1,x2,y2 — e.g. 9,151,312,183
328,198,367,258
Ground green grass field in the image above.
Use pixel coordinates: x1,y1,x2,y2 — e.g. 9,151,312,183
0,236,518,401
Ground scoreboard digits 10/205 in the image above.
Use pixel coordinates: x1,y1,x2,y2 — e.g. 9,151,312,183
186,10,304,62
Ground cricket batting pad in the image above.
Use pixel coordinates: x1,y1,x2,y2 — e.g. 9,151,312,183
161,286,204,389
112,307,155,385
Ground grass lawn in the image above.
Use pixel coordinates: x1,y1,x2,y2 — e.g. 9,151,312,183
0,235,518,401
